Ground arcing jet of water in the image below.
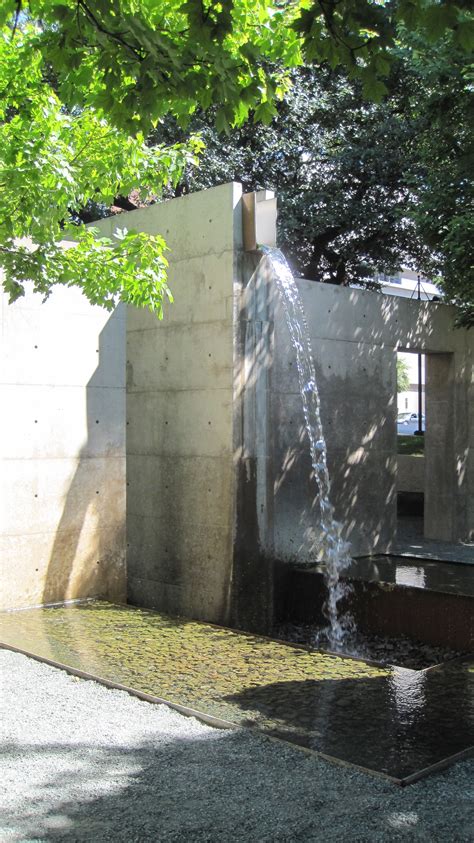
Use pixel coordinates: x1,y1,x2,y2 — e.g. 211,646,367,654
261,246,353,645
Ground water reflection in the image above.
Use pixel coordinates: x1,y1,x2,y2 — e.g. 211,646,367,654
389,667,427,726
348,555,473,597
395,566,426,588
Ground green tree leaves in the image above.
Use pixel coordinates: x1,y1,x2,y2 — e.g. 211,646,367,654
397,358,410,394
0,22,201,312
0,0,472,315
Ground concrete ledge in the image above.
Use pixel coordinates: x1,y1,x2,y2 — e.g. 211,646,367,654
397,454,425,493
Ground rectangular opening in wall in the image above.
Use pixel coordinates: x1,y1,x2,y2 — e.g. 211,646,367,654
396,351,425,543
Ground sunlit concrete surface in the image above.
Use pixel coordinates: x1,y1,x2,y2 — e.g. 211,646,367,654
0,287,126,610
1,601,472,783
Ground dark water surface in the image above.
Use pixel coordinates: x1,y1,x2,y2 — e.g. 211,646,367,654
1,601,472,781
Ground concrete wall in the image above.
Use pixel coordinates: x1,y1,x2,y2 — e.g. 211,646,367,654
0,286,126,610
2,182,471,626
101,183,244,623
242,253,473,564
397,455,425,493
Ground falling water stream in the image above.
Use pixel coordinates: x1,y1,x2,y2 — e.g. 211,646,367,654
262,246,353,646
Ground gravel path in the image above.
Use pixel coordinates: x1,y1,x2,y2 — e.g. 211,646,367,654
1,649,473,842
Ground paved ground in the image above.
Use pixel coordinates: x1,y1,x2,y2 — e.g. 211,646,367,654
1,649,473,842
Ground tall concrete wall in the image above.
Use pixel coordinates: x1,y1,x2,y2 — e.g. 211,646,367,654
102,183,244,623
0,286,126,610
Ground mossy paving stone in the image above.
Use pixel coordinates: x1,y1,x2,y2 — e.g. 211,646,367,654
1,601,472,781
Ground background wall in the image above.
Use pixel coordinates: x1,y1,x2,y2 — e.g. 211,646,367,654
0,285,126,610
243,254,473,565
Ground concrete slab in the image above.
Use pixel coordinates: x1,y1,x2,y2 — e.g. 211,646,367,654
1,456,125,535
127,454,232,526
127,253,236,330
0,384,125,460
0,528,125,610
95,183,243,263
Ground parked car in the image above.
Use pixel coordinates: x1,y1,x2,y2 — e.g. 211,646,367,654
397,412,425,435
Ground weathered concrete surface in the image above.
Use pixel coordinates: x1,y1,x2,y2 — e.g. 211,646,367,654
123,184,243,624
0,286,126,609
241,255,473,564
397,455,425,493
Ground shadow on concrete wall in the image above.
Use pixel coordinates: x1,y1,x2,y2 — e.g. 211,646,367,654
241,256,461,566
42,311,126,605
277,329,449,559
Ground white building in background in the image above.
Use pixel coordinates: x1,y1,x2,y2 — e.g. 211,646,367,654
376,268,441,302
376,270,441,416
398,352,424,416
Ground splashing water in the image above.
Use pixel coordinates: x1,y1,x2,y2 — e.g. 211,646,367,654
262,246,353,646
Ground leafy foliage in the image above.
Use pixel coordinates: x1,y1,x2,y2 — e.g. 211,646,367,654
0,0,472,313
404,36,474,327
0,20,201,312
397,358,411,394
153,45,472,322
153,65,428,285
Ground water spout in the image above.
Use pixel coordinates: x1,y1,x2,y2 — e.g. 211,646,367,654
261,246,352,646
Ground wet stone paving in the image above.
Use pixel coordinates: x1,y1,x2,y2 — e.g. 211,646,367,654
1,601,472,783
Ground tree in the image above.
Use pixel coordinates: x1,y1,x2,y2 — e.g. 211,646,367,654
0,17,202,316
0,0,472,313
153,65,427,286
397,358,410,394
152,35,472,323
403,36,474,327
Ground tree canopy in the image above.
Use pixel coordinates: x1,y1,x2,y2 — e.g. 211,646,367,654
152,37,472,325
397,358,411,393
155,65,426,287
0,0,472,317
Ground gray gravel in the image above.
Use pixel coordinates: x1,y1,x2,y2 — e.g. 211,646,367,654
1,649,473,842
